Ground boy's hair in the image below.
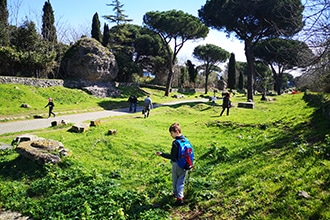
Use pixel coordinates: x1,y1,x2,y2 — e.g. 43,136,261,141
169,123,181,133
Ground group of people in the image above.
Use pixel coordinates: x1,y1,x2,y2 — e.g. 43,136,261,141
128,94,153,118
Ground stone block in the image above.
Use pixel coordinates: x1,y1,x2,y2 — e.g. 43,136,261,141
108,129,117,135
90,119,101,127
237,102,254,109
71,124,89,133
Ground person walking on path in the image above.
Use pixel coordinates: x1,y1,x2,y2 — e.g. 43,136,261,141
220,92,231,116
156,123,194,206
128,95,138,112
143,95,153,118
45,98,56,118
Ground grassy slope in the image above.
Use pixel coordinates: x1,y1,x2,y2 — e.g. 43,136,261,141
0,87,329,219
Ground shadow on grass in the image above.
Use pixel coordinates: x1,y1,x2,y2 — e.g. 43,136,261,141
0,155,47,180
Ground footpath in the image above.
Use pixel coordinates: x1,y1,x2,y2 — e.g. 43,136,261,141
0,99,208,135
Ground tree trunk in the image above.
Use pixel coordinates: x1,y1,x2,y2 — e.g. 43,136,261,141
244,40,255,101
164,62,174,96
204,63,210,94
276,72,283,95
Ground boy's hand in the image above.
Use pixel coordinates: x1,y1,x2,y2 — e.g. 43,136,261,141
156,151,162,156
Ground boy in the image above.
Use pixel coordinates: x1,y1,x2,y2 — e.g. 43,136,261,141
156,123,194,206
45,97,56,118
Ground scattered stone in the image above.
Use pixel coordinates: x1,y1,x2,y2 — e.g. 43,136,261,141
0,210,30,220
20,103,31,108
172,94,185,99
33,115,43,119
70,124,89,133
51,121,58,127
60,119,71,125
237,102,254,109
15,138,69,164
298,190,311,199
11,134,39,146
90,119,101,127
108,129,117,135
0,143,13,150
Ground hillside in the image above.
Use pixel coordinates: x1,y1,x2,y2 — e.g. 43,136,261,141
0,88,329,219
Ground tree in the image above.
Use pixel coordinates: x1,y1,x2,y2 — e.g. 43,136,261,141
143,10,209,96
11,20,40,52
296,0,330,92
107,24,168,82
0,0,9,46
227,53,236,90
91,13,102,43
199,0,304,101
102,23,110,47
42,0,57,44
186,60,198,86
103,0,132,25
254,38,315,95
193,44,229,94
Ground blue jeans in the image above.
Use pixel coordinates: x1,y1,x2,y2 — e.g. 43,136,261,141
129,103,137,112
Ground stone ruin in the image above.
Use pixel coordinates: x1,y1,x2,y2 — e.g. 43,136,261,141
13,135,70,164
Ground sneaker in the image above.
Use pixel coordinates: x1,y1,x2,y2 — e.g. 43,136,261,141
174,198,184,206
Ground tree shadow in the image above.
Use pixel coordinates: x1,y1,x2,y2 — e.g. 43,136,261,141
0,154,47,180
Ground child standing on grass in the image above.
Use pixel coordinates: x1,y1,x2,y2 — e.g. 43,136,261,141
156,123,194,206
45,97,56,118
220,92,231,116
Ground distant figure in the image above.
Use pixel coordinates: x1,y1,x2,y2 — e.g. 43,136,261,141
128,95,138,112
143,95,153,118
220,93,231,116
211,95,216,106
45,98,56,118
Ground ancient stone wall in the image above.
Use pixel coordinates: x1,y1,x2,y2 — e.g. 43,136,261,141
0,76,64,87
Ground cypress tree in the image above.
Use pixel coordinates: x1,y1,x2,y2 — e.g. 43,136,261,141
227,53,236,89
102,23,110,47
42,0,57,43
238,71,244,90
91,12,102,43
0,0,9,46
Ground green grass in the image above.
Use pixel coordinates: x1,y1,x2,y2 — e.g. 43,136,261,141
0,87,330,219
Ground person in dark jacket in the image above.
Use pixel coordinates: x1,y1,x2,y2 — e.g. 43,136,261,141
156,123,192,206
128,95,138,112
220,92,231,116
45,97,56,118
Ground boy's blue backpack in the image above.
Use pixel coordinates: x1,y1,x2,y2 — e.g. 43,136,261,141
176,138,194,170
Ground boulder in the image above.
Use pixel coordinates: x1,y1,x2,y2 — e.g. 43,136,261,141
60,37,118,83
15,138,70,164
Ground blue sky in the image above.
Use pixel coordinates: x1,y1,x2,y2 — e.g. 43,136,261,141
7,0,246,64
